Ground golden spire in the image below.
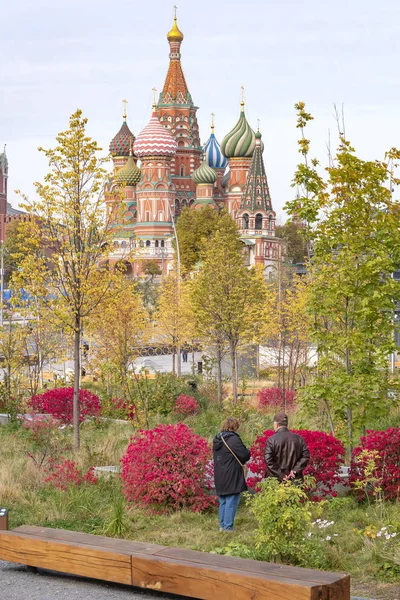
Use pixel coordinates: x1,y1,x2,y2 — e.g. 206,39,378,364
167,6,184,42
122,99,128,120
257,118,260,132
152,87,157,111
211,112,215,133
240,86,245,110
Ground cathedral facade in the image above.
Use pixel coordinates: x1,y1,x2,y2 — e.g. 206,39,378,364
106,14,281,276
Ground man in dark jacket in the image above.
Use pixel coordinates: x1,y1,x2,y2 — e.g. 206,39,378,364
213,417,251,531
264,412,309,482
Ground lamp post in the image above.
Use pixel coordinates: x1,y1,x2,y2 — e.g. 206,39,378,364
168,199,182,377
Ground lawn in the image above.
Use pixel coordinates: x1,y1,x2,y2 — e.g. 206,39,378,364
0,413,399,599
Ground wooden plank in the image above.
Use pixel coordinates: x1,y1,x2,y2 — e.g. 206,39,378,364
154,546,347,585
0,531,132,585
14,525,165,555
131,554,328,600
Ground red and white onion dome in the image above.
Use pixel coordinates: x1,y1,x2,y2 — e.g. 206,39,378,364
133,111,177,158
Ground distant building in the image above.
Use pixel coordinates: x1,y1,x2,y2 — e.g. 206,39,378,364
0,146,31,243
105,12,281,277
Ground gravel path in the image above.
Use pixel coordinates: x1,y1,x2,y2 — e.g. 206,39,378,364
0,560,188,600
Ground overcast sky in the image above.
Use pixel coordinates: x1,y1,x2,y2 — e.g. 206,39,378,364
2,0,400,221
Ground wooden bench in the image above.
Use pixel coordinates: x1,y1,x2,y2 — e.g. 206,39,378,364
0,525,350,600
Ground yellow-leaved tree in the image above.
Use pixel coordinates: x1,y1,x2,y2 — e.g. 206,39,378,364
87,278,149,395
13,110,119,449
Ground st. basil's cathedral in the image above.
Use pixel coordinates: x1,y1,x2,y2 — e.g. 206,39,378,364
106,12,281,276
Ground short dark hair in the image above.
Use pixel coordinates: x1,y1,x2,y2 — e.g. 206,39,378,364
273,412,288,427
221,416,240,432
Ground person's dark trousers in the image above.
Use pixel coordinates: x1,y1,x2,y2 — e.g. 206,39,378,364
218,493,240,530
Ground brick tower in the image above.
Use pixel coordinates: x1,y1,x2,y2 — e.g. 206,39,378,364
156,10,202,216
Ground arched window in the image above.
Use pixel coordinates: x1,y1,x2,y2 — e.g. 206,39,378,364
269,214,273,230
139,240,144,248
182,199,187,208
146,240,151,247
243,214,249,229
255,213,263,230
121,241,127,249
175,199,181,217
160,240,165,248
113,241,119,248
155,240,159,248
180,165,185,176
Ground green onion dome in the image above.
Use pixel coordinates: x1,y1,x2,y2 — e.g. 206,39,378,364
221,103,256,158
192,156,217,185
117,149,141,186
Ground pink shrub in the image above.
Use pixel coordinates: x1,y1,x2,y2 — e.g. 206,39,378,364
350,428,400,501
257,387,296,411
173,394,200,417
248,429,345,500
121,423,216,513
28,388,101,424
45,458,98,490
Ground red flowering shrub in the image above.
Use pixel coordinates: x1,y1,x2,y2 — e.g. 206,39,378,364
248,429,345,500
28,388,101,424
173,394,200,417
350,428,400,501
45,459,98,491
121,423,216,513
257,387,296,411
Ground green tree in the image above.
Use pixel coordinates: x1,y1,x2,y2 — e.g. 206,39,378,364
192,213,264,404
175,205,221,272
14,110,116,450
286,102,400,449
275,220,307,265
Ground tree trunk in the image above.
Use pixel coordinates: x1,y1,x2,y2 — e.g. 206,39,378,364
217,347,223,408
177,344,181,377
172,349,176,374
73,318,81,451
230,341,237,405
192,343,195,376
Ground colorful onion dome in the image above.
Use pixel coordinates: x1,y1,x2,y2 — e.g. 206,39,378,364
192,155,217,185
221,168,231,188
133,110,177,158
204,127,227,170
221,102,256,158
109,119,135,157
167,15,184,42
117,147,141,186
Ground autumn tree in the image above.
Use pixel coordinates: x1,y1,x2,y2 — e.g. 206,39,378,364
154,269,195,374
191,213,264,404
287,102,400,449
14,110,116,449
88,279,149,395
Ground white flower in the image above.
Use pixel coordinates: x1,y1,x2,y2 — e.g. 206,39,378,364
333,534,339,537
385,534,391,540
391,533,397,538
377,532,382,537
326,536,331,541
381,527,387,531
316,519,321,523
307,532,312,538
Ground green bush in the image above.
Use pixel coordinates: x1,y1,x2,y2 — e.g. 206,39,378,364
248,477,323,565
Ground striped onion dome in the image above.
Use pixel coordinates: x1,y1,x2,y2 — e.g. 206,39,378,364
117,148,141,186
192,156,217,185
221,168,231,188
204,131,227,170
109,119,135,157
221,103,256,158
133,110,177,157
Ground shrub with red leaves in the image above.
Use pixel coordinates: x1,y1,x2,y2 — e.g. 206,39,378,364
28,388,101,424
121,423,216,513
173,394,200,417
104,397,136,421
45,458,98,491
257,387,296,411
350,428,400,501
248,429,345,500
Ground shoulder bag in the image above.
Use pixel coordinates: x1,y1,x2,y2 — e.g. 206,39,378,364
221,434,249,479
